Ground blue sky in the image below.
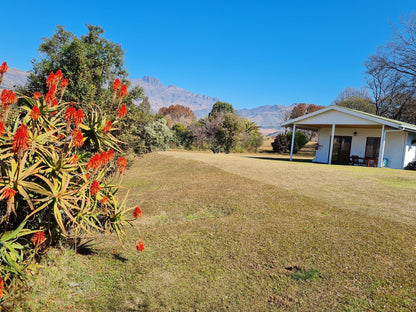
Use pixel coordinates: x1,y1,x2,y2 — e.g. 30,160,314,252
1,1,415,109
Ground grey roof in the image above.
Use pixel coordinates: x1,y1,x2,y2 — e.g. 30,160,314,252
280,105,416,133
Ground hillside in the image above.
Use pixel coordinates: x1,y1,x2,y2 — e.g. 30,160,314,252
1,68,291,132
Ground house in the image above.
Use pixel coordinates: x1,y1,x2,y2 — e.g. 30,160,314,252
280,105,416,169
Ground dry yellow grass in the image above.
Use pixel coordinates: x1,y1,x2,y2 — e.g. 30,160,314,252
163,150,416,225
17,152,416,311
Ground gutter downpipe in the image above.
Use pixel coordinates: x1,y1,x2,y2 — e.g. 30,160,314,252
328,124,335,165
290,124,296,161
378,125,386,168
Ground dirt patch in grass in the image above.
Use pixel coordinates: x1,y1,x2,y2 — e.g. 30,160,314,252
18,152,416,311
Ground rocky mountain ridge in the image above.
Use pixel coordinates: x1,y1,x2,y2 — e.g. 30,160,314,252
2,68,291,133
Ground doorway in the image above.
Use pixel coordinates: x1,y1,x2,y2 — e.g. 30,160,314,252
331,136,352,164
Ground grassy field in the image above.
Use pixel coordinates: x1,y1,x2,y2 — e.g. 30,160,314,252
16,151,416,311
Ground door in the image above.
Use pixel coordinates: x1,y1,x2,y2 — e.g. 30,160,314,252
331,136,352,164
365,137,380,158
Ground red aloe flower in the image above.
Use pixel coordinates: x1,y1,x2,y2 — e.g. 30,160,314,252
113,78,121,91
72,128,84,148
133,206,142,218
87,153,102,170
103,120,112,136
31,231,46,246
33,92,41,100
107,150,114,161
0,62,8,74
45,86,57,107
1,187,16,200
0,121,5,137
117,157,127,173
61,78,69,88
54,70,63,84
101,195,109,205
0,277,4,298
46,72,55,88
119,84,128,99
64,106,76,123
12,124,30,154
74,109,85,126
1,89,17,109
136,240,145,252
30,105,41,120
90,180,100,196
117,104,127,119
51,98,58,107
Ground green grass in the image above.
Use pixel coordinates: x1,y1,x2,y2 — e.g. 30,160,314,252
15,152,416,311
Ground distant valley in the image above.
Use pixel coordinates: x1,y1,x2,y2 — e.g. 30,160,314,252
2,68,292,135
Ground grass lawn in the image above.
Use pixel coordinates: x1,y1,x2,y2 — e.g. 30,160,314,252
16,151,416,311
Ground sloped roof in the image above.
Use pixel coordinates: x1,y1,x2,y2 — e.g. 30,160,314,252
280,105,416,133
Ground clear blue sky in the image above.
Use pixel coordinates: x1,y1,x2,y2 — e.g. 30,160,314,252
1,0,415,109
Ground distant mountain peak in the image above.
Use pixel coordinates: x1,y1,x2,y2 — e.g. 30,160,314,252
141,76,162,87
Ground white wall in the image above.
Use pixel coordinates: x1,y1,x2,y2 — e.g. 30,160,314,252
383,131,406,169
315,127,408,169
404,132,416,167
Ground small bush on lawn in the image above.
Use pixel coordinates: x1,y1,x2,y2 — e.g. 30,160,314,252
0,62,143,302
291,268,321,281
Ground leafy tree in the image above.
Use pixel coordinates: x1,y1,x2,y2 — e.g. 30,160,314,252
241,119,264,152
19,25,148,152
158,104,197,127
209,101,235,117
172,123,194,148
215,113,245,153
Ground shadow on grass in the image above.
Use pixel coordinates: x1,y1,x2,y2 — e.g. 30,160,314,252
112,253,128,262
243,155,314,163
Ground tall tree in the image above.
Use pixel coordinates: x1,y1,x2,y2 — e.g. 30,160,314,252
23,25,143,107
364,13,416,123
209,101,235,117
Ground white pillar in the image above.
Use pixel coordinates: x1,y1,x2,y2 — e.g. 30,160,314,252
378,125,386,168
328,124,335,165
290,124,296,161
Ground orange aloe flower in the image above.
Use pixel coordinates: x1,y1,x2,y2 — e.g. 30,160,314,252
117,104,127,119
0,62,8,74
74,109,85,126
117,157,127,173
0,277,4,298
103,120,112,136
119,84,128,99
90,180,100,196
72,128,84,148
31,231,46,246
1,187,16,200
61,78,69,89
12,124,30,155
100,195,109,205
33,92,41,100
113,78,121,91
1,89,17,109
107,150,114,161
136,240,145,252
0,121,5,137
133,206,142,218
64,106,76,123
30,105,41,120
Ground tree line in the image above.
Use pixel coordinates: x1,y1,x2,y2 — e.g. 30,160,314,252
20,25,263,155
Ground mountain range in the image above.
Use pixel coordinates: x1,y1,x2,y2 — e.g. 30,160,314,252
2,68,291,134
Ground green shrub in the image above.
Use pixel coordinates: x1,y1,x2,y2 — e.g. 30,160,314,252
286,131,309,153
